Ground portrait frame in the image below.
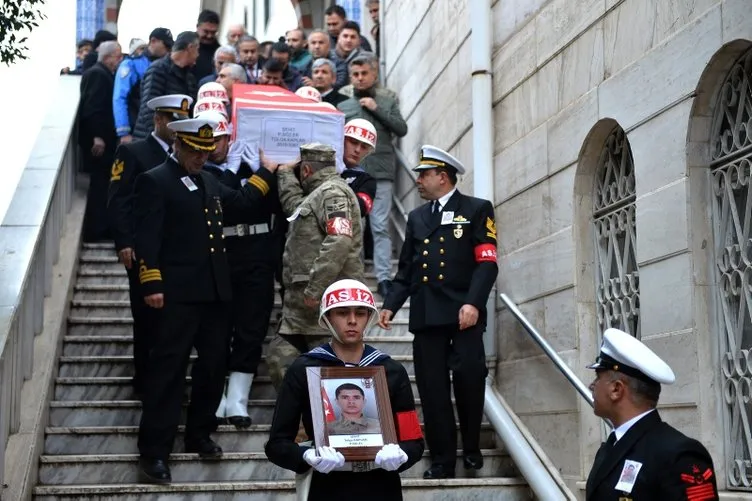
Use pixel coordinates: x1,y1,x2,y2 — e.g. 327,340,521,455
306,366,397,461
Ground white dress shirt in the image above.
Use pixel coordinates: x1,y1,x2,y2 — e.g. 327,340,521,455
613,409,655,443
434,188,457,211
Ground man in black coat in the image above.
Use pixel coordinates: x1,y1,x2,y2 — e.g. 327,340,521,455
106,94,192,396
585,328,718,500
79,40,123,242
266,279,424,501
133,116,279,484
379,145,498,479
192,9,221,82
197,111,284,429
133,31,199,140
341,118,377,217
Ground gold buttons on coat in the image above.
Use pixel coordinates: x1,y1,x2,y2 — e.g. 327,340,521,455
422,276,428,282
440,249,445,255
207,221,212,226
218,221,222,226
440,262,445,268
423,250,428,256
439,237,445,243
204,208,208,214
438,274,444,280
221,234,225,239
210,248,215,253
424,238,429,244
209,234,214,239
422,263,428,269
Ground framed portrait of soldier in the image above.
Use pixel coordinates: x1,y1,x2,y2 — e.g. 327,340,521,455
306,366,397,461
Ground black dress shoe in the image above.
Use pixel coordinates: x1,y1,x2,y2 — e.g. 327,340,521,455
227,415,252,429
423,464,455,479
377,280,392,299
138,457,171,484
463,453,484,470
185,437,223,460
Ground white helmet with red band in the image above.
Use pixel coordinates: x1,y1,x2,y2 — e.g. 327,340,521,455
195,110,231,137
198,82,229,103
319,279,378,340
344,118,377,149
296,86,322,103
194,97,228,119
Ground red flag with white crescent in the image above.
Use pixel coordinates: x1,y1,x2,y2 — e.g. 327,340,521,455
322,387,336,423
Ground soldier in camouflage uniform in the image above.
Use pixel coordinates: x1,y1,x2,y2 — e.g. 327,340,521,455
266,143,365,390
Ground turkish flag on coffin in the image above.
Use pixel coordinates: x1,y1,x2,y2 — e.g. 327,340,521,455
231,84,346,172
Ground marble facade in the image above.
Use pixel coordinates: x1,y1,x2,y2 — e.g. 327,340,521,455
383,0,752,497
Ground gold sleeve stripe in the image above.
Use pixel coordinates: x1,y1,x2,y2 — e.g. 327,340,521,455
248,176,270,195
139,270,162,281
140,274,162,284
139,269,162,277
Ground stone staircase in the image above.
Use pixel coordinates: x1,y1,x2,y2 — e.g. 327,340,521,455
32,242,530,500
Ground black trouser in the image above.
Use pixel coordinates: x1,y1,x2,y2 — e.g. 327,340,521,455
412,323,488,467
125,264,157,392
228,261,275,374
138,300,230,459
83,150,113,242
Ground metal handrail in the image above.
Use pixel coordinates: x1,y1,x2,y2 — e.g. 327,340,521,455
499,293,595,408
0,76,79,487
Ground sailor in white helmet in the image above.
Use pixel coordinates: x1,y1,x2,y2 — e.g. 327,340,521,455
296,86,322,103
197,81,230,103
266,279,424,501
194,97,229,119
585,328,718,500
341,118,377,217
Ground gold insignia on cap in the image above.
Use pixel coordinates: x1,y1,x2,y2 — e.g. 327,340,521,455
199,124,213,139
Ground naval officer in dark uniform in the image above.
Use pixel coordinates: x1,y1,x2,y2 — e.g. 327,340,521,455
585,328,718,500
133,115,279,484
378,145,498,479
107,94,192,396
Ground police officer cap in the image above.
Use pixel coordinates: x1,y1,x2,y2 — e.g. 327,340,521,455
147,94,193,119
300,143,336,164
149,27,173,49
167,117,218,152
413,145,466,175
587,328,676,385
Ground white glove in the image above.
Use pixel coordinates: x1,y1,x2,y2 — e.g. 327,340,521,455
374,443,408,471
225,140,245,174
241,141,260,172
303,446,345,474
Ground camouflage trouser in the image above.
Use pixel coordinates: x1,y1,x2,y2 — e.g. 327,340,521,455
267,333,331,391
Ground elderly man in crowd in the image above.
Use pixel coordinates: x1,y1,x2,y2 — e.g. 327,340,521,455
199,45,240,86
309,59,346,107
216,63,248,101
226,23,246,45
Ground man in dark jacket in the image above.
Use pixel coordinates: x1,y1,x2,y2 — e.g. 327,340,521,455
266,278,424,501
81,30,117,72
107,94,192,396
270,40,303,92
133,116,279,483
79,40,123,242
192,9,221,81
331,21,364,90
341,118,377,217
310,58,347,107
584,328,718,500
133,32,199,140
379,146,497,479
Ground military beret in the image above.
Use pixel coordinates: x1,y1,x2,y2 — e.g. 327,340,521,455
301,143,336,163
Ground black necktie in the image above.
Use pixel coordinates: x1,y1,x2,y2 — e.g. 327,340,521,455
431,200,441,225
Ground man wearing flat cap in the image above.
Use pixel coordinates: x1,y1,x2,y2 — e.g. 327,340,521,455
133,31,200,140
585,328,718,500
264,143,364,392
379,145,498,479
132,116,279,484
107,94,192,397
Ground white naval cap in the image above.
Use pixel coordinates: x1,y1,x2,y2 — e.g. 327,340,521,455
194,110,231,137
147,94,193,118
167,117,219,152
413,145,466,175
587,328,676,385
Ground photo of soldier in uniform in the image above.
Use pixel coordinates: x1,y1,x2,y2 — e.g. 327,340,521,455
323,379,381,436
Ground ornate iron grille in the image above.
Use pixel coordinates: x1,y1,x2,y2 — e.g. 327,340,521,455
710,47,752,491
593,126,640,338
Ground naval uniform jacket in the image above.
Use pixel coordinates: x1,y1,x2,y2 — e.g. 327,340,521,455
586,410,718,501
133,156,276,303
265,343,425,501
107,134,169,252
384,190,498,331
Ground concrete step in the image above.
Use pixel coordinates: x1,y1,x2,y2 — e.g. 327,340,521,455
43,423,497,455
61,334,415,357
56,353,496,379
67,299,410,321
47,396,471,427
37,449,513,485
33,478,530,500
66,315,414,337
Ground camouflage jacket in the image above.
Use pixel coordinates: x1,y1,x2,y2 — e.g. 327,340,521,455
277,165,364,335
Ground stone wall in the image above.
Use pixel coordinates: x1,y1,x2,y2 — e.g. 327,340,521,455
383,0,752,495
